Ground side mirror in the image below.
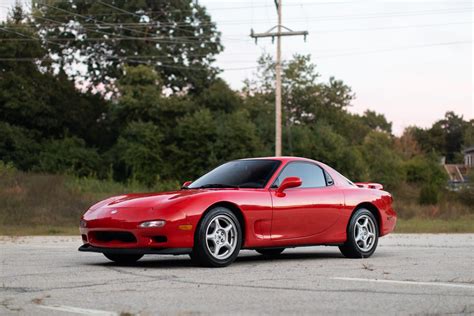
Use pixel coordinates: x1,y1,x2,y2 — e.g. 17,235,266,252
276,176,302,197
182,181,192,188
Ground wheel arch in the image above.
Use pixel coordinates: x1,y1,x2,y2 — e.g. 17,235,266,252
351,202,382,236
195,201,246,247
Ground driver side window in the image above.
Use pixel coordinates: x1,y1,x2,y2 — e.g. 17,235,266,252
274,162,327,188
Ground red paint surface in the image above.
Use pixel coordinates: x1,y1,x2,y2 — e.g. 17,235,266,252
80,157,397,250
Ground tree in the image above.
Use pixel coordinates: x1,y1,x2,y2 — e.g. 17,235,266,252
361,131,404,188
197,79,241,113
38,136,102,177
242,93,274,156
412,111,469,163
1,4,111,149
434,112,467,162
112,65,163,126
171,109,218,180
291,123,368,181
395,127,422,160
112,121,163,186
33,0,223,92
0,122,40,170
214,110,264,162
244,54,355,154
360,110,392,134
0,3,45,73
404,155,446,187
244,54,354,126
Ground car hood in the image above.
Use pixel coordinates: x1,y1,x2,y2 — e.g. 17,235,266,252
87,188,237,211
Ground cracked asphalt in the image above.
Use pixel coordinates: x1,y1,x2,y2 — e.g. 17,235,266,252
1,234,473,315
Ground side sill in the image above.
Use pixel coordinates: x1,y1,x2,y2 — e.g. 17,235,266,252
244,243,344,250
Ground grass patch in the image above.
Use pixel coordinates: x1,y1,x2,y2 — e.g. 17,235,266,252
0,225,79,236
0,167,153,231
395,216,474,233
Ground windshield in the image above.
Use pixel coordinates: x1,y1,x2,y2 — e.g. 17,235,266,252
188,159,280,189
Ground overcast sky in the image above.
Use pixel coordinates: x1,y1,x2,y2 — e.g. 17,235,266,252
1,0,472,135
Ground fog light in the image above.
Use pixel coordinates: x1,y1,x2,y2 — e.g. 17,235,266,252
139,220,166,228
80,219,87,228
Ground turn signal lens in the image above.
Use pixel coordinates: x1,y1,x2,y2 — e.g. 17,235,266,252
178,224,193,231
139,220,166,228
79,219,87,228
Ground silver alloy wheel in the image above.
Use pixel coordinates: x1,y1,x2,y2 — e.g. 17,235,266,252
205,214,238,260
354,214,376,252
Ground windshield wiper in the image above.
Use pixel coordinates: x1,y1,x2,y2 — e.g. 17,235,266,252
197,184,239,189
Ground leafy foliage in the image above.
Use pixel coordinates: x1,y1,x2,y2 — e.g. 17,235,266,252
38,137,101,177
112,121,163,186
419,184,440,205
32,0,223,92
360,131,404,189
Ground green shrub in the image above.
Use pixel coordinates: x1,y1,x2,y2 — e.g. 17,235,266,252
361,131,404,189
37,136,102,177
0,160,16,174
0,122,40,170
112,121,164,187
404,155,447,188
419,184,439,205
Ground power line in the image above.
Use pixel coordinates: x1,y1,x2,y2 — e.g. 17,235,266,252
1,1,356,19
93,0,218,39
5,6,471,28
315,40,473,59
12,2,471,17
0,35,222,43
25,3,223,47
0,26,29,38
0,55,254,71
96,0,141,18
5,13,220,47
39,3,155,38
0,40,470,63
2,20,471,38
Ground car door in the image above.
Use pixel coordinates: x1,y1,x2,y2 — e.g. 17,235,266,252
270,162,343,240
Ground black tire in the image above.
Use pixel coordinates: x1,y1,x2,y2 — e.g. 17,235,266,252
256,248,285,256
339,208,379,258
103,253,143,264
193,206,242,267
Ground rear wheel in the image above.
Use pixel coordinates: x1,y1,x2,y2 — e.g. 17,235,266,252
339,208,378,258
103,253,143,264
256,248,285,256
192,207,242,267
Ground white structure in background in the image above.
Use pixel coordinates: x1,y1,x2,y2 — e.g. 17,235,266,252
464,146,474,168
444,146,473,189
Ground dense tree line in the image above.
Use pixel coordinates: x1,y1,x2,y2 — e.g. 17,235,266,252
1,2,473,206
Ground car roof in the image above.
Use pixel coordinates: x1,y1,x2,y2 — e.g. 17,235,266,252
238,156,354,187
240,156,320,164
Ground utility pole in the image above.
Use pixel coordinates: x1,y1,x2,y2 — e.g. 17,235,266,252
250,0,308,156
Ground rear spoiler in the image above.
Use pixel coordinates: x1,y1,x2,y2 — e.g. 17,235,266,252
355,182,384,190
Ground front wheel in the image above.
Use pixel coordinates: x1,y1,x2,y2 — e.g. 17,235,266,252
339,208,378,258
103,253,143,264
192,207,242,267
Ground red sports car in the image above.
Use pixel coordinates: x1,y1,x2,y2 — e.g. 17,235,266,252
79,157,397,267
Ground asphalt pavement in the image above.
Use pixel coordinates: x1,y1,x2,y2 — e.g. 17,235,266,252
1,234,473,315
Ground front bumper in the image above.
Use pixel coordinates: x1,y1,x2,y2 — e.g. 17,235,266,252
80,206,196,249
78,244,192,255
